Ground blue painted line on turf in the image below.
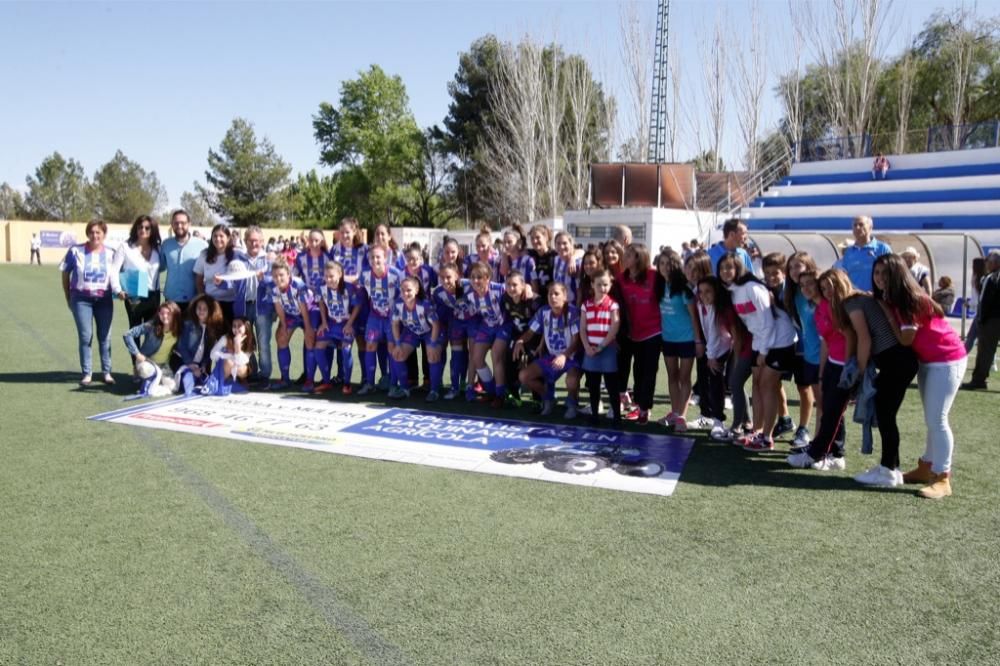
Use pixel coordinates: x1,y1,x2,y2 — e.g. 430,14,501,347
0,300,412,666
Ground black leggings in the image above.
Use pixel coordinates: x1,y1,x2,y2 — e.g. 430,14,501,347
701,353,730,421
806,361,850,460
631,336,661,411
585,371,621,421
874,345,919,469
617,336,636,393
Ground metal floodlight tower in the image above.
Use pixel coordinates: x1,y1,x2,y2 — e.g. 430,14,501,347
647,0,671,163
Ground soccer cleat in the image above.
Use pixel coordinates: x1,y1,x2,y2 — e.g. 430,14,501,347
742,434,774,452
341,384,353,396
917,473,952,499
465,387,477,402
792,426,811,448
564,402,579,419
313,383,334,394
387,386,409,399
812,455,846,471
425,390,440,403
772,416,794,439
539,399,555,417
903,459,934,484
357,382,376,396
301,380,315,393
444,387,460,400
854,465,903,487
786,451,817,468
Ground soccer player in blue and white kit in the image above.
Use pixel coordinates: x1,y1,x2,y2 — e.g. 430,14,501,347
515,282,583,418
331,217,369,384
464,262,510,406
498,224,537,290
315,261,362,395
391,277,445,401
552,231,582,305
432,263,478,400
294,229,331,383
463,227,499,277
400,243,438,388
357,245,402,395
271,259,316,390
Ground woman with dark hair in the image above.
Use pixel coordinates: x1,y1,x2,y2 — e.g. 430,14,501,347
61,219,116,385
112,214,163,329
655,248,700,431
617,243,664,424
865,254,967,499
194,223,236,324
172,294,225,395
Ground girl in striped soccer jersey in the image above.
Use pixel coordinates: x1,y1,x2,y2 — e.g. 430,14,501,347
294,228,330,383
391,276,445,401
436,237,462,272
371,223,403,270
358,245,402,395
432,262,478,400
552,231,582,305
402,243,438,389
331,217,369,387
314,262,361,395
463,261,510,406
516,282,582,418
270,259,316,390
463,226,498,277
497,224,537,291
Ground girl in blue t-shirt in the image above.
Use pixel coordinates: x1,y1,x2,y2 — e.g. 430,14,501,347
656,248,701,432
783,251,821,448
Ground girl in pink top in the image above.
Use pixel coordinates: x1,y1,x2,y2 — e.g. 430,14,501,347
875,254,967,499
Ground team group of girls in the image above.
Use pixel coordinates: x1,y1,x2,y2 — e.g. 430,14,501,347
103,215,965,499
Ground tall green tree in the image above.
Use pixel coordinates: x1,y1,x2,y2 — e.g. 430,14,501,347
313,64,423,227
396,129,460,228
91,150,167,225
196,118,293,227
0,182,25,220
287,170,339,227
22,152,92,221
179,191,215,226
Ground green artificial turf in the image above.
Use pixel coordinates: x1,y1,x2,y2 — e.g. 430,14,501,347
1,264,998,665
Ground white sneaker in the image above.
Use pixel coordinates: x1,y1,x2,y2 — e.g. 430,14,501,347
688,416,715,430
854,465,903,487
792,426,811,448
690,394,700,406
812,455,846,471
724,396,733,410
786,451,817,468
710,424,732,441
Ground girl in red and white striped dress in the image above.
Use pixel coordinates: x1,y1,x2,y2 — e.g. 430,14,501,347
579,269,622,425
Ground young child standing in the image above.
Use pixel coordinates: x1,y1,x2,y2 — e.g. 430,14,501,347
391,277,445,401
695,277,735,440
580,270,622,425
314,262,361,395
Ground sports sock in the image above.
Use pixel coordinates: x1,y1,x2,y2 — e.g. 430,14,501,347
277,347,292,382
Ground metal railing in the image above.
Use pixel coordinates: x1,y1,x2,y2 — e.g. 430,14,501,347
697,150,793,217
794,120,1000,163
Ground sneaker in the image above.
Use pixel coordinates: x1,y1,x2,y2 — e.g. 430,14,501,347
792,426,811,448
425,390,440,403
812,455,846,471
376,375,391,392
786,451,817,468
960,381,987,391
742,434,774,452
772,416,794,439
688,416,715,430
313,382,334,394
709,425,732,441
624,407,641,422
578,402,592,416
656,412,677,427
564,402,579,419
387,386,409,399
672,416,687,433
357,382,376,396
341,384,353,396
733,429,756,447
444,387,460,400
540,399,555,417
637,409,649,426
854,465,903,487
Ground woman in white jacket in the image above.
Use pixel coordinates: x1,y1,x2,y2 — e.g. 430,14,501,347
729,270,798,452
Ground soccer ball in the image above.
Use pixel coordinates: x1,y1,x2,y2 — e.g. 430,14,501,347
135,361,157,379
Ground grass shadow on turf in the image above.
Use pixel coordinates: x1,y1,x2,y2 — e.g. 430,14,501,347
0,370,94,386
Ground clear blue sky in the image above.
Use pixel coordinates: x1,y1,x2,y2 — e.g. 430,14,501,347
1,0,990,210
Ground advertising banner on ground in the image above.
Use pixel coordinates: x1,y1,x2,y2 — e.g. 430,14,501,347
90,393,695,496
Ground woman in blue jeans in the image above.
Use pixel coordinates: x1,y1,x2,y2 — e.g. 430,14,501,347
61,220,116,386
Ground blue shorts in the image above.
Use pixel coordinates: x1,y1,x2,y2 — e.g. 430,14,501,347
365,314,393,344
448,316,478,344
474,321,510,345
282,315,305,331
319,321,354,344
536,353,581,383
662,340,696,359
398,329,444,349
